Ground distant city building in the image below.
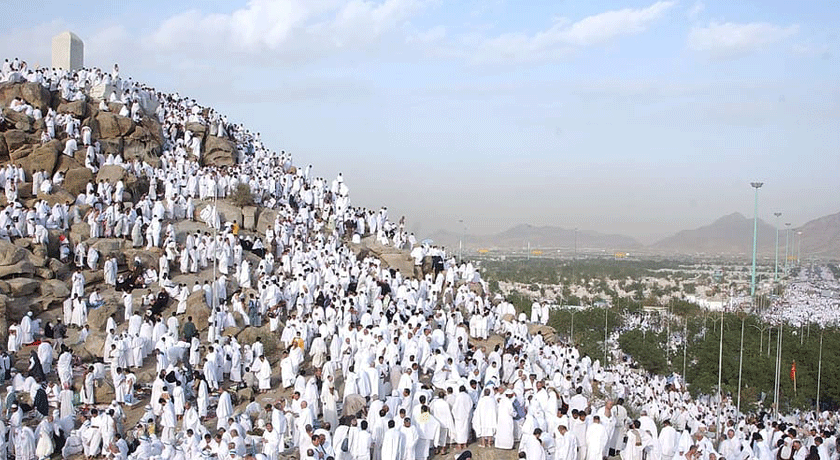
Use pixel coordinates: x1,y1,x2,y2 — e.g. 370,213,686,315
51,31,83,70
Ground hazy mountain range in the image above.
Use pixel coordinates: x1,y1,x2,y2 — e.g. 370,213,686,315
424,211,840,259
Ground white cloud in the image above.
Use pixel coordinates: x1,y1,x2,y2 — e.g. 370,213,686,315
687,1,704,19
471,1,676,63
0,19,69,68
149,0,429,60
406,25,446,44
688,22,799,58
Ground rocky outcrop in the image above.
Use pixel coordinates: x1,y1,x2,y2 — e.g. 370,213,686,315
0,81,52,112
194,199,243,227
186,290,211,331
203,136,236,167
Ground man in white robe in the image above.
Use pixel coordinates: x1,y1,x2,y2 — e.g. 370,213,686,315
381,421,405,460
451,387,472,449
257,356,272,393
585,416,608,460
496,389,517,449
474,388,497,447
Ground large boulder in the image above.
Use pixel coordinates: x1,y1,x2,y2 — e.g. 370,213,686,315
96,112,135,138
97,138,123,157
20,140,61,178
0,240,29,266
64,167,94,196
0,257,36,279
57,99,89,118
2,109,34,133
40,279,70,298
69,221,90,244
186,290,211,332
236,324,282,364
40,189,76,207
0,82,52,112
527,323,558,344
202,136,236,167
256,209,278,234
185,122,207,140
7,278,39,297
91,239,129,259
194,200,243,227
0,136,8,161
123,137,161,166
96,164,128,185
79,331,106,361
4,129,30,152
88,302,119,332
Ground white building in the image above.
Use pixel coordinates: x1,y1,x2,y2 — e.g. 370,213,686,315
51,31,84,70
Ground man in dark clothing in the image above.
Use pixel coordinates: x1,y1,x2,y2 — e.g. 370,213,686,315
182,316,197,341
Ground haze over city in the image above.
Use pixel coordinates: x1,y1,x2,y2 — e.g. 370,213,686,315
2,0,836,242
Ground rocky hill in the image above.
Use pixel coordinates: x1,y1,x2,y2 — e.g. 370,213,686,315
796,211,840,259
652,212,778,256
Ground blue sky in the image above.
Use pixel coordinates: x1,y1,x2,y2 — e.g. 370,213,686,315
1,0,837,242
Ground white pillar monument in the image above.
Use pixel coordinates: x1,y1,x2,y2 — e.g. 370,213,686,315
51,31,84,70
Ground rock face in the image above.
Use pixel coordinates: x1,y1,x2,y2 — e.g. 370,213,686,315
7,278,39,297
186,290,211,331
349,237,416,277
89,302,119,332
194,200,244,227
0,82,52,112
203,136,237,167
63,167,94,195
0,83,161,206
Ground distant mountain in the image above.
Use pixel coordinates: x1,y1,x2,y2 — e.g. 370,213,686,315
425,211,840,259
424,224,642,252
653,212,788,256
797,211,840,259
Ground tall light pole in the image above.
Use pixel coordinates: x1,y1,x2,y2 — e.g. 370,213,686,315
817,328,823,411
774,212,782,281
773,322,783,418
716,304,724,439
797,231,802,265
736,310,746,416
750,182,763,301
784,223,791,276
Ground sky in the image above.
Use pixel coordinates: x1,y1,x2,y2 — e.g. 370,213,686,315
1,0,837,243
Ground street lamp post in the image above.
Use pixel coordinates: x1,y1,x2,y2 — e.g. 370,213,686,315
750,182,763,301
784,223,791,276
716,304,724,440
797,231,802,265
817,328,823,411
737,310,746,416
774,212,782,281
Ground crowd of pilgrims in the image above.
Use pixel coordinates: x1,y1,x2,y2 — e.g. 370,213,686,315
0,59,836,460
760,267,840,329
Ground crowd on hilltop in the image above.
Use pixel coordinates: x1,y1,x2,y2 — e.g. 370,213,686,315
0,59,837,460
